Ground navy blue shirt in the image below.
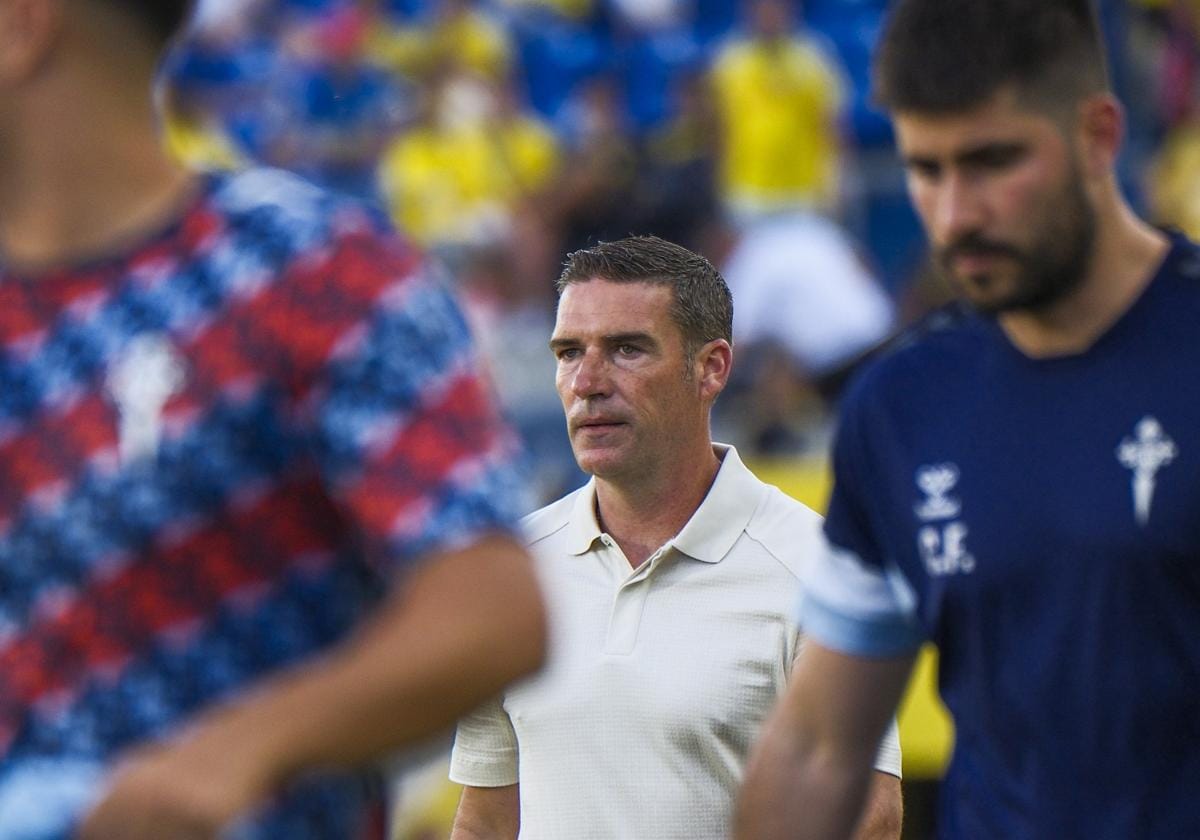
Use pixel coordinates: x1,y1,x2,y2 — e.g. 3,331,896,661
801,232,1200,838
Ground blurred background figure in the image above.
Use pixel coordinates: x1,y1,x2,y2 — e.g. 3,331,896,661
703,210,895,455
710,0,848,221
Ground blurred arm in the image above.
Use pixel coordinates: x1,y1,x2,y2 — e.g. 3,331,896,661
735,641,914,840
854,771,903,840
81,532,546,839
450,784,520,840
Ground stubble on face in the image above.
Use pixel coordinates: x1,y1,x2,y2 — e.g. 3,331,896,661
936,157,1097,316
554,281,702,486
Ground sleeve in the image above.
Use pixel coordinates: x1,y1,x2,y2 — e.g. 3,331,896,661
798,385,925,657
448,696,520,787
872,718,903,779
298,226,532,576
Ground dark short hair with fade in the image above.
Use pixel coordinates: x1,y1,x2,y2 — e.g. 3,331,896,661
873,0,1109,116
556,235,734,358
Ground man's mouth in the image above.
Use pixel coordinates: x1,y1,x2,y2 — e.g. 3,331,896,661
574,419,627,432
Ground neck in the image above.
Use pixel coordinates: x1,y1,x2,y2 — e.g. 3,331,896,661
999,191,1169,358
0,45,196,270
593,439,723,569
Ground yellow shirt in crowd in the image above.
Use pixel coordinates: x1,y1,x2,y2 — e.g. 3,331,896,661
710,35,846,215
379,114,560,247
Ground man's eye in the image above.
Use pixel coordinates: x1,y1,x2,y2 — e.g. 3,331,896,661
556,348,581,361
617,344,640,356
907,161,940,181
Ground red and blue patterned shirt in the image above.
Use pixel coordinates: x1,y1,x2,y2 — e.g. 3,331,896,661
0,168,527,838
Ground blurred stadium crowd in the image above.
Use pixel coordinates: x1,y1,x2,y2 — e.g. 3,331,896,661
160,0,1200,506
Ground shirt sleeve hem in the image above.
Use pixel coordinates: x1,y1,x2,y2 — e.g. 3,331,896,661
800,592,925,658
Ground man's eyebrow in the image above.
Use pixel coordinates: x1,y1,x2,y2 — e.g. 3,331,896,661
903,141,1028,170
549,332,658,351
603,332,657,346
548,336,579,352
956,141,1027,166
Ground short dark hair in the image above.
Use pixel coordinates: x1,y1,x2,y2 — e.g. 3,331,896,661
873,0,1109,116
557,236,734,358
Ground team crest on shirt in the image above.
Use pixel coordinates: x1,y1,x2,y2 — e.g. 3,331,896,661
914,463,974,576
106,333,187,465
914,463,961,521
1116,416,1177,526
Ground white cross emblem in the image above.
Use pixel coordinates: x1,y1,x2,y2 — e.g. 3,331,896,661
106,333,186,465
1116,416,1177,526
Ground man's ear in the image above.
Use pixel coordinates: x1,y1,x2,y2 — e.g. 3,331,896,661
1075,92,1123,180
695,338,734,403
0,0,62,84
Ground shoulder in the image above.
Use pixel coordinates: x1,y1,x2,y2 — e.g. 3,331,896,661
210,167,363,229
208,165,428,302
1163,231,1200,284
841,303,989,419
743,483,824,580
208,167,413,261
520,487,584,547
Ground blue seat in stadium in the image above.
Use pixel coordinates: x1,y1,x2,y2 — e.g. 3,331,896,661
618,28,703,132
691,0,740,46
813,11,892,148
513,17,610,120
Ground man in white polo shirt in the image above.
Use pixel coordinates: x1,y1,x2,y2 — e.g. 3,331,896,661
448,236,902,839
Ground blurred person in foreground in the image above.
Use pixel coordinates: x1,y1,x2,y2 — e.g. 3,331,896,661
447,236,902,840
0,1,546,837
737,1,1200,838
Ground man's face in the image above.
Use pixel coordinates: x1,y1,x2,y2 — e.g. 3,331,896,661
895,88,1096,315
550,279,705,483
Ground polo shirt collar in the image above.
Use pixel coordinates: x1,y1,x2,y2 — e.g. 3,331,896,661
566,479,604,555
563,444,765,563
672,444,765,563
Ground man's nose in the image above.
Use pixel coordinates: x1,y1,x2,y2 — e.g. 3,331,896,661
570,350,612,399
934,172,987,245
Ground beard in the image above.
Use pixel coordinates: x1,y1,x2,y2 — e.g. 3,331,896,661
935,166,1097,315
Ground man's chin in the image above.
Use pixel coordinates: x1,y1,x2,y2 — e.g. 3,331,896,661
573,447,632,480
952,272,1026,315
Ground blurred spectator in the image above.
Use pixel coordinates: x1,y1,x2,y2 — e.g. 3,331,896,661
369,0,513,80
160,0,272,169
551,74,641,252
608,0,690,32
703,211,895,454
266,3,414,199
379,69,561,251
1146,0,1200,238
160,86,246,171
636,67,721,248
456,243,584,503
1149,113,1200,238
494,0,596,22
709,0,849,220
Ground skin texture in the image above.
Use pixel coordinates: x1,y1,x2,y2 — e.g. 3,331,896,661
898,88,1095,315
452,277,902,840
894,86,1168,357
550,278,730,568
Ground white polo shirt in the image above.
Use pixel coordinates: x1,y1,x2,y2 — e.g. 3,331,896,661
450,445,901,839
